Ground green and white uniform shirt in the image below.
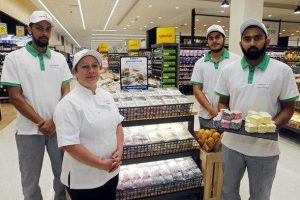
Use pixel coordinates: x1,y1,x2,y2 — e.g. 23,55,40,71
0,42,73,135
215,54,299,156
191,49,240,119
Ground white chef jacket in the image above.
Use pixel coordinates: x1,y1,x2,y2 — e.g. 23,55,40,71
54,83,124,189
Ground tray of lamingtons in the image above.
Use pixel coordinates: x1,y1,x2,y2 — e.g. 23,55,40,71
200,110,279,141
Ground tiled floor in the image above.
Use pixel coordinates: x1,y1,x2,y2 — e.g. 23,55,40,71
1,97,300,199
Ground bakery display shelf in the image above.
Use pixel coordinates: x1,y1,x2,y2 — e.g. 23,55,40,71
200,119,279,141
116,178,202,200
179,70,193,72
122,149,199,165
119,103,193,121
123,138,199,160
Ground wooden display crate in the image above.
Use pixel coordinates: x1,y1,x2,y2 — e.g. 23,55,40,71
200,148,223,200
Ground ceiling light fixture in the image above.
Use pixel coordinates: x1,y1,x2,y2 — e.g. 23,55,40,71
77,0,85,30
158,17,162,19
282,29,286,32
175,6,180,9
296,30,299,32
92,29,117,31
91,34,146,36
196,19,199,21
221,0,230,8
103,0,120,30
268,14,272,17
217,21,221,23
204,24,207,27
220,10,225,13
149,5,152,8
137,16,140,18
294,6,300,14
291,33,295,35
150,21,154,24
123,27,127,30
225,30,228,32
37,0,80,47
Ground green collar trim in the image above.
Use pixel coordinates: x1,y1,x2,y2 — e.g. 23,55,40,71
25,42,51,59
241,54,269,71
204,49,229,69
25,42,51,71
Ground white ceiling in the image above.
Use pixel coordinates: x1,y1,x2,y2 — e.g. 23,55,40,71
28,0,300,50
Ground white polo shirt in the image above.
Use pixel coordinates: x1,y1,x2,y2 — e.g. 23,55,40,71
53,83,124,189
191,49,240,119
215,54,299,156
0,42,73,135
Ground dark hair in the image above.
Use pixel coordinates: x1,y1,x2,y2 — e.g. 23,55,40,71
241,25,267,38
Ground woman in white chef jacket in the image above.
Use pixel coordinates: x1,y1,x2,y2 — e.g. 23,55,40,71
53,49,124,200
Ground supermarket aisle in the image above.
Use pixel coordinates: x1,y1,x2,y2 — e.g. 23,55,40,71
0,96,300,199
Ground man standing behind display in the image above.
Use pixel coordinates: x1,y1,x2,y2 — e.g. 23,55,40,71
191,25,239,127
215,19,299,200
0,11,73,200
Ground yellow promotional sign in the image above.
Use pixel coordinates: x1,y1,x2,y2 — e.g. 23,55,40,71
128,40,140,50
97,43,109,52
16,26,25,37
156,27,176,44
0,23,8,36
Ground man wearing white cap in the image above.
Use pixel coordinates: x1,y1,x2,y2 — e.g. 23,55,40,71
215,19,299,200
1,11,73,200
191,25,239,127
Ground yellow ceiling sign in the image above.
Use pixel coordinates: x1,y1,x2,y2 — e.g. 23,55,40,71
16,26,25,37
0,23,8,36
156,27,176,44
128,40,140,50
97,43,109,52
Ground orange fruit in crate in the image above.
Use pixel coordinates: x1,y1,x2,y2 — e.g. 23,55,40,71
212,132,220,140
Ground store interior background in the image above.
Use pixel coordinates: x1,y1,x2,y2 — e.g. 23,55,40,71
1,0,300,199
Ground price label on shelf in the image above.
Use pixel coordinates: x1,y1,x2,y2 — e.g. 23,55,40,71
0,23,8,36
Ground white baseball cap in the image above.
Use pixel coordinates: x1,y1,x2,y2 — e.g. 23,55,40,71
240,19,268,36
72,49,102,70
206,25,225,38
29,11,54,26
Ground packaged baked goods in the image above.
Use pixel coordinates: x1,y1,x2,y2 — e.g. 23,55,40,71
174,95,192,104
230,119,242,130
161,95,178,104
119,97,136,107
149,96,164,105
133,96,150,107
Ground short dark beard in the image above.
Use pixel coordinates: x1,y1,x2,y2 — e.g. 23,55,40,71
241,44,266,60
209,42,225,53
32,35,49,48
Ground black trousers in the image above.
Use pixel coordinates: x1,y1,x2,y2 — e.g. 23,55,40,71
66,174,119,200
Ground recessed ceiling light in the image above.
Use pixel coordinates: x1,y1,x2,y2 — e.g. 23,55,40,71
150,21,154,24
220,10,225,13
175,27,178,29
225,30,228,32
291,33,295,35
144,25,147,28
282,30,286,32
149,5,152,8
175,6,180,9
204,24,207,27
158,17,162,19
131,20,135,23
222,26,225,28
196,19,199,22
126,24,130,27
296,30,299,32
137,16,140,18
279,33,282,35
184,24,188,26
268,14,272,17
217,21,221,23
123,27,127,30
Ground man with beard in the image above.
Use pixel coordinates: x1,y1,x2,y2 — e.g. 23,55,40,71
1,11,73,200
215,19,299,200
191,25,239,127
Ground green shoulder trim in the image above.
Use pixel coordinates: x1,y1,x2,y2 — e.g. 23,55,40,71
1,81,21,87
62,77,74,84
191,81,203,85
280,96,299,102
215,91,229,98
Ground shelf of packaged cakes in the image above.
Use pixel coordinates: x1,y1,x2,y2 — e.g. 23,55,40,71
122,123,199,165
117,157,203,200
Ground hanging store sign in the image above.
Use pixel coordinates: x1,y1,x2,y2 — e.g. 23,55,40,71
16,26,25,36
156,27,176,44
97,43,109,52
263,21,279,46
120,56,148,90
0,23,8,36
128,40,140,50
